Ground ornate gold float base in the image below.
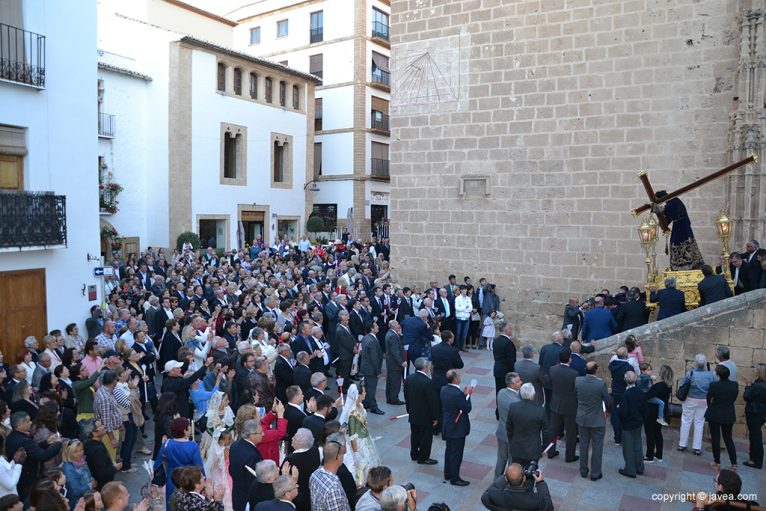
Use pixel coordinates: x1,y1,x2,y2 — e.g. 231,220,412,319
645,269,734,310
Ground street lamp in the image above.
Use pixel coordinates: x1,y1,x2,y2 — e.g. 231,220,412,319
304,180,320,192
715,209,732,279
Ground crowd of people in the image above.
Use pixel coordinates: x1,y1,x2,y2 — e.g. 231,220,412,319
0,234,763,511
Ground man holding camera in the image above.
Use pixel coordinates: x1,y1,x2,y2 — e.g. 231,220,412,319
480,463,554,511
355,466,417,511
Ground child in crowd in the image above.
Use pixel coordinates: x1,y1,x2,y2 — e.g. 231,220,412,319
625,335,643,364
639,362,668,426
482,311,496,351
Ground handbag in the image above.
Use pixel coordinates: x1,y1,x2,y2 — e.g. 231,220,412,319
676,370,693,402
152,441,168,487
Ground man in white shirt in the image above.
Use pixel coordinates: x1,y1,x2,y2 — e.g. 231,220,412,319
454,285,473,350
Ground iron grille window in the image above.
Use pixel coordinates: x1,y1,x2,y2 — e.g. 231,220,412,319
311,204,337,232
0,191,67,248
0,23,46,88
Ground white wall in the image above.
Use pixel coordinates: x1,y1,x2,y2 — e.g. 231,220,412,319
320,86,354,129
0,0,101,330
312,180,354,223
318,132,353,174
190,50,310,247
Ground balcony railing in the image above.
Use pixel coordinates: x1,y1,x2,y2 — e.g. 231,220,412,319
371,70,390,87
0,22,46,88
371,21,390,41
371,158,390,178
98,113,115,138
0,191,67,249
310,27,323,43
371,112,389,133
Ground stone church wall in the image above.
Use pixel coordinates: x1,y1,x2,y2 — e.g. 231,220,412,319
389,0,765,341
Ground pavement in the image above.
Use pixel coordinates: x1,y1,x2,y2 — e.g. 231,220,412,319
119,347,766,510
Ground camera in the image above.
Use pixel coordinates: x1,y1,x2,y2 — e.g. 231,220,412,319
401,482,415,492
523,460,539,479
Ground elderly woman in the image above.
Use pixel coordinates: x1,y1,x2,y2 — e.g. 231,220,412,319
173,465,224,511
282,428,320,511
23,337,40,363
678,354,715,455
63,323,86,354
247,460,277,510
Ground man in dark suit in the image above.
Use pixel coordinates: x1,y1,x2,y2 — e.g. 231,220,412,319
349,300,366,341
435,288,456,334
360,321,384,414
616,290,649,332
384,320,406,405
230,419,265,511
575,361,609,481
440,369,471,486
568,341,587,376
291,322,318,368
334,311,356,382
284,385,308,452
562,298,584,340
495,372,522,477
153,297,174,340
431,331,464,434
253,475,299,510
706,364,739,469
302,395,334,446
649,277,686,320
293,352,312,394
406,357,439,465
396,288,414,321
305,373,339,421
741,240,763,292
274,344,294,404
698,264,733,306
283,428,321,511
5,411,63,500
538,332,564,417
549,348,579,462
581,297,617,342
506,383,550,468
515,344,548,407
492,322,517,418
402,310,433,368
617,371,647,478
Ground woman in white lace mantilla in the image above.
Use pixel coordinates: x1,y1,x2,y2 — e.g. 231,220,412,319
200,391,235,511
339,384,381,486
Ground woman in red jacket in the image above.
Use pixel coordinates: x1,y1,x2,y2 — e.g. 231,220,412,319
234,402,287,464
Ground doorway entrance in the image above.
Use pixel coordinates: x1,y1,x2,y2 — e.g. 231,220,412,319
371,204,388,238
0,269,47,360
277,218,298,242
240,210,265,245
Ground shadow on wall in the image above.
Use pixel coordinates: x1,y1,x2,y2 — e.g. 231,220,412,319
591,289,766,436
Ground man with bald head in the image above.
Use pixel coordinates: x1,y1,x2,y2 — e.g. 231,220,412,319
440,369,471,486
608,346,634,445
617,371,647,478
480,463,553,511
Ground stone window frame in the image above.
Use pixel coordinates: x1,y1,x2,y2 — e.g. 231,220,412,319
220,123,247,186
292,85,300,110
214,59,305,114
458,175,492,198
233,68,243,95
277,19,289,38
196,214,230,252
270,132,293,189
0,124,27,190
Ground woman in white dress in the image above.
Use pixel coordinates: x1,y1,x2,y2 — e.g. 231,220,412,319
339,384,381,486
200,391,235,511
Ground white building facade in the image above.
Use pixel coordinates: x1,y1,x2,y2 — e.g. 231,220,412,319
227,0,392,240
0,0,101,356
96,0,318,252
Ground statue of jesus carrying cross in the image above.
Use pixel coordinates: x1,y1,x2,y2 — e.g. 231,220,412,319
631,155,757,271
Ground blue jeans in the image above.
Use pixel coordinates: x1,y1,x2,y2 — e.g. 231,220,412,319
647,396,665,420
120,417,138,469
454,319,469,348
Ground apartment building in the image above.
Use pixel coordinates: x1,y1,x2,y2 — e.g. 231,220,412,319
228,0,392,240
0,0,100,356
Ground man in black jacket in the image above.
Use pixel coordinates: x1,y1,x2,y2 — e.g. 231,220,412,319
698,264,733,306
302,395,334,446
334,311,356,382
293,352,312,394
431,331,464,434
284,385,308,453
492,322,517,418
440,369,472,486
230,419,265,511
384,320,406,405
480,463,554,511
5,411,63,500
161,358,210,418
274,344,294,404
405,357,439,465
81,419,121,490
548,348,579,462
617,371,647,478
616,289,649,332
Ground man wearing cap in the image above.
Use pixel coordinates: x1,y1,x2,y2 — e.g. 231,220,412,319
161,357,212,419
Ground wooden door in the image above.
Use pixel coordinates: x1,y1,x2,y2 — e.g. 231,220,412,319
0,269,47,361
121,236,140,260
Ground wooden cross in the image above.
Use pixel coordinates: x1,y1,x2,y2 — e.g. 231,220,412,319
630,155,757,232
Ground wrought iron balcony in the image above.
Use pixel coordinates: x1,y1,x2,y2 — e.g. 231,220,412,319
371,70,390,88
371,112,389,133
371,158,390,178
372,21,390,41
310,27,323,43
0,191,67,249
0,22,45,88
98,112,115,138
